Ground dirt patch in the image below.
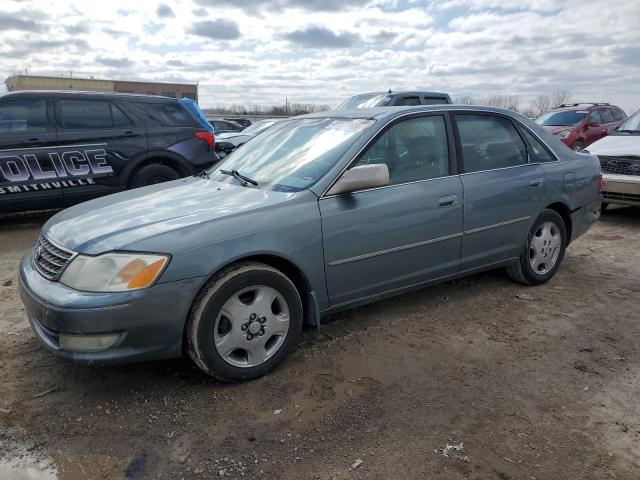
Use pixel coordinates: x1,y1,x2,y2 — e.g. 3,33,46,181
1,207,639,479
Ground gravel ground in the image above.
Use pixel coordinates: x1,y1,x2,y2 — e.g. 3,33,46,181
0,207,639,479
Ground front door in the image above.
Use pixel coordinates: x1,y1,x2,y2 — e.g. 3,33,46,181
0,97,62,212
320,113,463,307
454,113,546,270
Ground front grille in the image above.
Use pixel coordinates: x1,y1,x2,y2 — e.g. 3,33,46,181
599,156,640,176
33,234,75,280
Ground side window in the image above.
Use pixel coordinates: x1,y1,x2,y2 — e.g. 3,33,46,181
589,110,602,124
395,96,421,106
111,103,133,127
613,109,626,122
0,99,48,134
59,100,112,129
424,97,449,105
456,115,527,173
134,102,196,127
600,109,614,124
520,128,555,163
356,116,449,185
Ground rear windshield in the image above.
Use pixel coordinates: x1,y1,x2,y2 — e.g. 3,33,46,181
536,111,586,127
337,94,390,110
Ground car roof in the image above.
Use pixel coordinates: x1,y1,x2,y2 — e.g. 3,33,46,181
551,103,616,112
0,90,180,103
296,104,527,121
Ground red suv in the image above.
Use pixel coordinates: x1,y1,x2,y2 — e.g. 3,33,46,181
535,103,627,151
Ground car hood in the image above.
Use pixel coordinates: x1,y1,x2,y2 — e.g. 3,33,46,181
44,177,293,254
585,135,640,156
542,125,574,134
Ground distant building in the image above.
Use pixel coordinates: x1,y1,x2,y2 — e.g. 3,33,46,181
5,75,198,102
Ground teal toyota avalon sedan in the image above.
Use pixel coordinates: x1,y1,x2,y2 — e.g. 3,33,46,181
19,105,603,381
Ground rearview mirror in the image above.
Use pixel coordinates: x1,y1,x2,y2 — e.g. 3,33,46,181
327,164,389,196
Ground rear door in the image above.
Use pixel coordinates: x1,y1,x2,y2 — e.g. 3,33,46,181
0,96,62,212
455,113,545,270
54,98,146,205
584,109,605,145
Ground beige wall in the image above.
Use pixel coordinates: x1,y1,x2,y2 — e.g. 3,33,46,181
6,75,114,92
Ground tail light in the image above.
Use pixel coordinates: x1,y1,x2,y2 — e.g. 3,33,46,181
598,174,606,192
194,131,215,150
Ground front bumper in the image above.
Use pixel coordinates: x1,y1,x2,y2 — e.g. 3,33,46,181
18,252,205,365
602,174,640,206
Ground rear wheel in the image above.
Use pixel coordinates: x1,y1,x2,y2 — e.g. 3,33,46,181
506,209,567,285
130,164,180,188
186,262,303,382
571,141,585,152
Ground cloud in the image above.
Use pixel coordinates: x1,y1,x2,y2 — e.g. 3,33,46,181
156,4,175,18
193,0,370,13
281,27,361,48
187,19,241,40
96,57,135,68
0,12,46,32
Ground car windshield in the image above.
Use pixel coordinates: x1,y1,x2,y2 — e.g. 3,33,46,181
208,117,374,192
337,94,390,110
619,110,640,131
536,111,586,126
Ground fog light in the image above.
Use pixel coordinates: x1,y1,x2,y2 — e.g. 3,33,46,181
59,333,120,352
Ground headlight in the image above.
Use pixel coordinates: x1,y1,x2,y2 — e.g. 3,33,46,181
556,129,572,140
60,253,169,292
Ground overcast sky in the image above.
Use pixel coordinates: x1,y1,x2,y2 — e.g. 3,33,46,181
0,0,639,112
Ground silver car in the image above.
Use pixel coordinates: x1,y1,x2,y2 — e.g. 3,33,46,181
19,106,602,381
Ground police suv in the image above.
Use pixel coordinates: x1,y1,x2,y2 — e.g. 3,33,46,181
0,91,218,213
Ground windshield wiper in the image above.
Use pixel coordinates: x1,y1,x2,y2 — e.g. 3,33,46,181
220,169,258,186
617,129,638,133
194,170,210,179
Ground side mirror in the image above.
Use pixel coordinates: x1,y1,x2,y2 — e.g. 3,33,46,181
607,125,619,134
327,164,389,196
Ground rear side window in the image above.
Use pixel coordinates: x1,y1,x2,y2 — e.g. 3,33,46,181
424,97,449,105
134,102,196,127
59,100,112,129
457,114,527,173
111,103,133,127
520,128,555,163
612,109,626,122
0,99,48,134
356,115,449,185
600,109,614,124
395,96,421,106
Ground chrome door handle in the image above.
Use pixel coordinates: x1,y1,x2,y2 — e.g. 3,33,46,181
529,178,544,188
438,195,458,207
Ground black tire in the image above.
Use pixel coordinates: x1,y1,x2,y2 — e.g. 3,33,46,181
571,141,585,152
506,209,567,286
130,164,180,188
186,262,303,382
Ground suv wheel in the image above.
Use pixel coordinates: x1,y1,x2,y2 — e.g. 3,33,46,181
186,262,303,382
130,164,180,188
506,209,567,286
572,141,585,152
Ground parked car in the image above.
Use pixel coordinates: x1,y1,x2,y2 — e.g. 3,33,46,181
215,118,285,158
224,117,252,129
209,119,244,134
337,90,451,109
535,103,627,151
0,91,217,213
583,109,640,208
19,106,602,381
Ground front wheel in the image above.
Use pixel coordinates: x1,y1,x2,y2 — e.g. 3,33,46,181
506,209,567,285
186,262,303,382
130,164,180,188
